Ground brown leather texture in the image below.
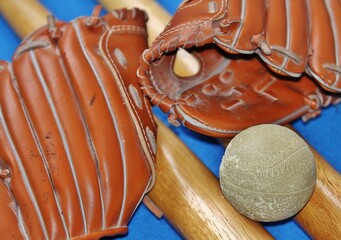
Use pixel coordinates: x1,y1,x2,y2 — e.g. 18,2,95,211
138,0,341,137
0,8,156,239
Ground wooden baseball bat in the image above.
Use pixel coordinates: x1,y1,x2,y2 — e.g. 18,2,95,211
0,0,49,38
101,0,341,239
0,0,273,239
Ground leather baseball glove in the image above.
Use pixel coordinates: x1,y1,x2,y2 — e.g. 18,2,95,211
138,0,341,137
0,7,156,239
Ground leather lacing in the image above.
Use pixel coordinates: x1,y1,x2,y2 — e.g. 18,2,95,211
138,24,209,127
86,5,102,27
0,169,9,180
47,15,62,40
14,40,49,58
303,90,340,122
0,159,10,181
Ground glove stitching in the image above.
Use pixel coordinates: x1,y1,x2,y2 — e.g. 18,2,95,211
109,25,147,36
102,28,156,209
139,51,172,104
106,28,156,126
157,21,206,40
142,97,157,130
149,68,164,94
105,29,156,165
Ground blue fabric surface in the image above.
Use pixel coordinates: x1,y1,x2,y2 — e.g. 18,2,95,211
0,0,339,239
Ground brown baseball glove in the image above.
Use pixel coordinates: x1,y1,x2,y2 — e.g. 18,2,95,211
138,0,341,137
0,7,156,239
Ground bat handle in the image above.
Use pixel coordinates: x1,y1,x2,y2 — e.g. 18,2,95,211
0,0,49,38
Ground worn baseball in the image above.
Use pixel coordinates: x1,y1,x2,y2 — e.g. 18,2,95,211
219,124,316,222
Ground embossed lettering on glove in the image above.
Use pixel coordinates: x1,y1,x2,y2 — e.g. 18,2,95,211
138,0,341,137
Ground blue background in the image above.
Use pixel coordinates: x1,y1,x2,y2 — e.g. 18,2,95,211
0,1,340,239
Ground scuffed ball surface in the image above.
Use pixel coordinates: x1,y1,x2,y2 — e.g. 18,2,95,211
219,124,316,222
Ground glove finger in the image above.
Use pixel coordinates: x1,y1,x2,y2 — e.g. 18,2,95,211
53,10,155,233
257,0,309,77
12,24,104,237
213,0,309,77
307,0,341,92
213,0,266,54
0,62,69,239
